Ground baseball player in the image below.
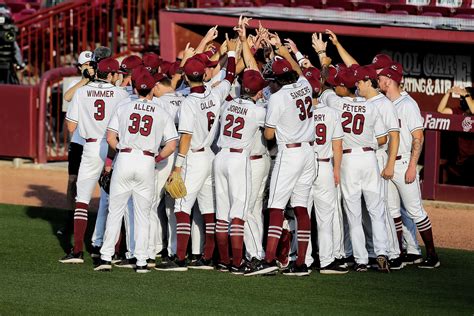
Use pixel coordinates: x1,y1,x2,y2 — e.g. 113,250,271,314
155,39,238,272
214,69,267,274
378,62,440,268
60,58,129,263
246,51,316,277
95,71,178,272
120,55,143,95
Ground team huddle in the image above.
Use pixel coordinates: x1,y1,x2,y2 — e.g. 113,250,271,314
59,16,440,276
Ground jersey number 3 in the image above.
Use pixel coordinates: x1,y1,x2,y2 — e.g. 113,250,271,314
94,99,105,121
223,114,245,139
128,113,153,136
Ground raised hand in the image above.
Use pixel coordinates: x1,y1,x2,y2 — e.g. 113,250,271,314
284,38,299,54
325,29,339,46
312,32,327,53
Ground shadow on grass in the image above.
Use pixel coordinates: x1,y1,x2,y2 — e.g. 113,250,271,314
24,184,99,255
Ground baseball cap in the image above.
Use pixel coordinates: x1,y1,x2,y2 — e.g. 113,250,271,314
325,66,338,86
134,71,156,90
154,72,168,83
97,58,123,73
379,62,403,84
303,67,321,94
131,66,149,82
242,69,268,94
335,68,357,88
168,61,181,77
193,52,219,68
121,55,143,72
371,54,392,70
183,57,206,77
143,52,162,71
78,51,93,65
354,65,377,81
271,57,293,76
160,61,172,75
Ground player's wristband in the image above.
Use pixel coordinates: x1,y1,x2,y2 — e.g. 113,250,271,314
317,50,326,55
155,154,165,163
105,157,113,168
295,51,304,62
175,154,186,168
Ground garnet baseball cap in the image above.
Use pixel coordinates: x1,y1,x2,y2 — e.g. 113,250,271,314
335,68,357,88
379,62,403,84
183,57,206,77
242,69,268,94
143,52,162,71
354,65,377,81
168,61,181,77
272,57,293,76
160,61,172,75
325,66,338,86
194,52,219,68
371,54,392,70
153,72,168,83
121,55,143,72
131,66,149,82
97,58,124,73
134,71,156,90
303,67,321,94
78,51,93,65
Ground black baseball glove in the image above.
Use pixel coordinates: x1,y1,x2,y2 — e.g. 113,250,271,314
98,169,113,194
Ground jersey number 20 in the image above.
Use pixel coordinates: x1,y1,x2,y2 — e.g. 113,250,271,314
128,113,153,136
341,112,365,135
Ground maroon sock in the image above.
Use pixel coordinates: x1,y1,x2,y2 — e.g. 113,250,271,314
215,219,230,265
230,218,245,267
265,208,284,263
73,202,88,254
276,228,291,264
416,216,436,257
175,212,191,261
114,231,122,255
202,213,216,260
393,216,404,253
294,206,310,267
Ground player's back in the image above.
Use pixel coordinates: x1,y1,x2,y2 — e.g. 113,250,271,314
73,81,129,139
367,93,400,151
266,76,315,144
154,92,184,125
313,102,343,158
112,98,175,154
217,98,266,152
393,93,423,155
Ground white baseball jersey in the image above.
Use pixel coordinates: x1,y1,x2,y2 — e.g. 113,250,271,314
66,81,129,139
313,102,344,158
366,93,400,151
319,89,387,150
153,92,184,125
108,98,178,154
64,78,86,146
265,76,315,144
392,94,424,155
217,98,266,152
178,81,231,150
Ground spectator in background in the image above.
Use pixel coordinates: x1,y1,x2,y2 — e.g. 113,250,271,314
437,86,474,186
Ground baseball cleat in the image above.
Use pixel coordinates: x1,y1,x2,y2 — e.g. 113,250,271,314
136,265,151,273
230,265,247,275
244,260,279,277
94,259,112,272
160,254,176,264
354,264,368,272
276,256,289,270
188,257,214,270
402,253,423,265
156,248,168,259
418,255,440,269
217,263,230,272
388,257,405,270
154,259,188,272
344,255,356,268
376,255,390,273
320,261,349,275
90,246,101,259
111,254,122,264
59,251,84,264
282,264,310,277
147,259,156,268
114,258,137,269
334,257,346,268
368,257,379,270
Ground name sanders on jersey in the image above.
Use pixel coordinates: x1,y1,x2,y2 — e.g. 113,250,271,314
134,103,155,112
342,103,366,113
228,104,248,116
290,86,311,99
86,90,115,98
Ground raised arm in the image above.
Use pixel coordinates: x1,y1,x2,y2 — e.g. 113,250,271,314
196,26,218,54
325,29,359,66
436,88,454,114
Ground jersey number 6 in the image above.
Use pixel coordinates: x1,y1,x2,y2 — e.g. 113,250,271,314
128,113,153,136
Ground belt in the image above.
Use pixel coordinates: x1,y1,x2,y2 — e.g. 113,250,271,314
317,158,330,162
250,155,262,160
343,147,374,154
86,138,97,143
285,141,314,148
229,148,243,153
119,148,154,157
396,155,402,160
191,148,205,153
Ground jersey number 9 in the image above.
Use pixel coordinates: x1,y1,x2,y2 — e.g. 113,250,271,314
315,123,327,145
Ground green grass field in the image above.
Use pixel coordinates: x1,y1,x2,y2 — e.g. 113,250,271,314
0,203,473,315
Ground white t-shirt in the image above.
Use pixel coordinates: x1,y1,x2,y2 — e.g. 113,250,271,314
392,93,424,155
366,93,400,151
313,102,344,158
178,81,231,151
265,76,316,144
320,89,387,150
108,98,178,153
217,98,266,152
66,81,129,140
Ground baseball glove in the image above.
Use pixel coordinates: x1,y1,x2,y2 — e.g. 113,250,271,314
98,169,113,194
165,171,187,199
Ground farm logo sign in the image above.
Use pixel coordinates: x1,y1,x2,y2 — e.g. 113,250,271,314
423,113,451,130
382,51,472,96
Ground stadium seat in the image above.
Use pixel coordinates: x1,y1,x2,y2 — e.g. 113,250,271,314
264,0,292,6
454,13,474,18
420,5,453,17
453,7,474,15
324,0,354,10
388,9,410,14
357,8,377,13
388,3,420,15
264,3,286,6
12,7,36,22
294,0,323,8
354,2,387,13
421,11,443,16
6,2,26,13
296,4,317,8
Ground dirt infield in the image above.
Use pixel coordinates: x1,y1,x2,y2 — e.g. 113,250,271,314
1,163,472,251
